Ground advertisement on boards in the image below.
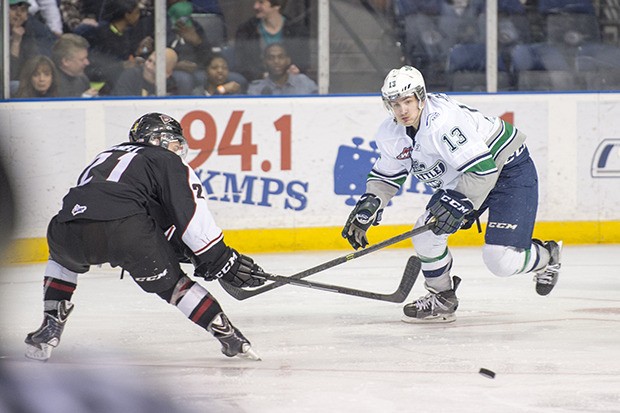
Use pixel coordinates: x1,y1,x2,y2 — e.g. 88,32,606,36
579,100,620,220
103,96,548,230
4,93,619,242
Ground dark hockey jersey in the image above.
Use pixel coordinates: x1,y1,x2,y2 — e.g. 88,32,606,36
56,142,223,256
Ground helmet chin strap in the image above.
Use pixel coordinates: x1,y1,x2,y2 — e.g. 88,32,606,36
411,106,423,129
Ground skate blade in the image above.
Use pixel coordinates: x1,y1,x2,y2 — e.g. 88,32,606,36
237,343,262,361
401,313,457,324
25,343,52,361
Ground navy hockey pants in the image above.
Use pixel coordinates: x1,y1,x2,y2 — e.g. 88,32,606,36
480,153,539,249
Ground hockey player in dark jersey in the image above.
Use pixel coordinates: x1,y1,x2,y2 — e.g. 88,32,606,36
25,112,267,361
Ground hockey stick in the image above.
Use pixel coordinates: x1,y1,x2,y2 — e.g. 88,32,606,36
219,223,434,301
249,255,421,303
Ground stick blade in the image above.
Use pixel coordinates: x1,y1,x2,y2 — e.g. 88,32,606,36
388,255,421,303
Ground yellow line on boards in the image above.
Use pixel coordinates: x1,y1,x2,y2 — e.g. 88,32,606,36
3,221,619,264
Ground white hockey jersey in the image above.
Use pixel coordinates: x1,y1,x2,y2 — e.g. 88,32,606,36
369,93,522,207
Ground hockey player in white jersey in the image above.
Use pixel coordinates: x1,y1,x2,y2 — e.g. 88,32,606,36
25,113,266,361
342,66,562,323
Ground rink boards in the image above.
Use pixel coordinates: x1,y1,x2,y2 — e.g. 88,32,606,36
1,93,619,262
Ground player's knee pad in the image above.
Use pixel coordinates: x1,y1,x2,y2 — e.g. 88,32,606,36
45,259,79,284
482,244,526,277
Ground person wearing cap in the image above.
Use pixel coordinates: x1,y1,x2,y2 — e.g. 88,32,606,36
9,0,56,81
165,0,214,95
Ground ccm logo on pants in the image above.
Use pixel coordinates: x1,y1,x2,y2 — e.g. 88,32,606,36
487,222,518,230
135,270,168,282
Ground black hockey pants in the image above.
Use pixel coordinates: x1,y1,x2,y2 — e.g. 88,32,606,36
47,214,182,293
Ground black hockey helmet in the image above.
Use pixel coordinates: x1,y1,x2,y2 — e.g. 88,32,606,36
129,112,187,158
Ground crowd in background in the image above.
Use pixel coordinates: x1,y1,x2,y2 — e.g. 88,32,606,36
8,0,317,98
7,0,620,98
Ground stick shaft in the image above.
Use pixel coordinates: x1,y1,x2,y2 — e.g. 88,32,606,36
255,255,421,302
219,223,433,300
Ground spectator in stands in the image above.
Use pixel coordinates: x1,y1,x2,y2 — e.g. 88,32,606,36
235,0,310,82
59,0,102,35
29,0,63,36
400,0,484,89
86,0,151,94
14,55,59,98
9,0,57,81
247,43,317,95
193,53,244,96
165,0,215,94
111,48,179,96
52,33,99,97
124,0,215,95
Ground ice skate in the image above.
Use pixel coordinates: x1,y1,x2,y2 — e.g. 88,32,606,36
402,276,461,323
208,313,261,361
533,239,562,296
25,300,74,361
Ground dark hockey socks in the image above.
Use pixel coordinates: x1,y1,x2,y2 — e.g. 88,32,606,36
43,276,76,317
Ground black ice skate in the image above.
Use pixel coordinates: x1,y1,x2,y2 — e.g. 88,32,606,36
207,313,261,361
533,239,562,296
402,276,461,323
25,300,74,361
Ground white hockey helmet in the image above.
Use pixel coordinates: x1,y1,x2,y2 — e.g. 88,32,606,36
381,66,427,116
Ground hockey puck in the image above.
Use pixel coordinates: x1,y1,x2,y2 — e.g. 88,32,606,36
479,368,496,379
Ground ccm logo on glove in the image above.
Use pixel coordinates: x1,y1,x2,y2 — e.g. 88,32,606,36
440,194,472,215
213,251,238,279
427,189,474,235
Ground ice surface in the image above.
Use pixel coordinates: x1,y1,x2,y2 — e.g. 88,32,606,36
1,246,619,412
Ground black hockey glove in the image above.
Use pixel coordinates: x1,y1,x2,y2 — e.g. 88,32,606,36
426,189,474,235
195,246,266,288
341,193,383,250
460,209,482,233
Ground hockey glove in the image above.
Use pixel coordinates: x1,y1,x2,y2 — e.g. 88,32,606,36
460,209,482,233
426,189,474,235
341,193,383,250
195,246,266,288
